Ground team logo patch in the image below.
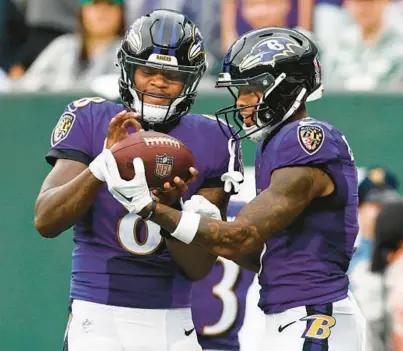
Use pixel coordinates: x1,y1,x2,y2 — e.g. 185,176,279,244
51,112,75,146
81,319,93,334
297,125,325,155
155,154,174,178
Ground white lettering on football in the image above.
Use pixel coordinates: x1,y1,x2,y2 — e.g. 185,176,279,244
143,137,181,148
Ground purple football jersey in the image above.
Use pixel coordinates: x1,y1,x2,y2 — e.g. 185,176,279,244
192,201,255,351
255,117,358,314
46,97,242,309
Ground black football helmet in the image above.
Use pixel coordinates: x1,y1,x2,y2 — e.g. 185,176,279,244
215,27,323,143
117,9,207,126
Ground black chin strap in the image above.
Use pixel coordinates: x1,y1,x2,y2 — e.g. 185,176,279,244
138,117,181,134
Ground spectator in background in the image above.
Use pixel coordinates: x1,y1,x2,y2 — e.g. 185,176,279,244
372,201,403,351
220,0,320,53
0,0,28,72
125,0,184,24
8,0,79,80
0,68,11,92
349,167,400,350
221,0,279,53
13,0,124,92
324,0,403,91
221,0,295,53
313,0,348,50
124,0,223,77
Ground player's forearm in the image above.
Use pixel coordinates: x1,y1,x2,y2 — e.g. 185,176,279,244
34,169,102,238
165,238,217,281
195,216,260,260
145,202,256,261
147,168,318,260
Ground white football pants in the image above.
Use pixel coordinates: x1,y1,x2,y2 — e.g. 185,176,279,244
64,300,202,351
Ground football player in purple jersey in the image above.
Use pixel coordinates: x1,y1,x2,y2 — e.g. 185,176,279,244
106,27,366,350
34,9,242,351
192,200,255,351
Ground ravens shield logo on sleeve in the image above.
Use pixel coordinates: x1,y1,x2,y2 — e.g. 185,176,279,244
297,125,325,155
51,112,75,146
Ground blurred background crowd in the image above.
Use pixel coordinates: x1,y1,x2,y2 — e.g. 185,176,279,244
3,0,403,95
2,1,403,351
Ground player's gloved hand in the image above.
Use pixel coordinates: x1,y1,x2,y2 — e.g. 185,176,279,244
89,110,143,182
102,150,153,213
182,195,222,220
221,171,244,193
152,168,199,206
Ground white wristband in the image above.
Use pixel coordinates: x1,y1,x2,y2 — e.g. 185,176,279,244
171,212,201,244
88,149,108,182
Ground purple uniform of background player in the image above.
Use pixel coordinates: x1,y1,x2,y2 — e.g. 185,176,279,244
255,118,358,314
46,98,241,309
192,201,255,351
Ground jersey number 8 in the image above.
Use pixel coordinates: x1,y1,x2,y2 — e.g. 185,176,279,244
117,213,163,255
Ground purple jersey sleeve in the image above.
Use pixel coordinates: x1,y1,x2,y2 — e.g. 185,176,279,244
271,119,340,171
46,97,108,166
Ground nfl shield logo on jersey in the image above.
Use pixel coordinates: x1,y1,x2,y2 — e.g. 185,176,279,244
155,154,174,178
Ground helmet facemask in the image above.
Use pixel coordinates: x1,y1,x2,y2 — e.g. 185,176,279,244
215,71,307,143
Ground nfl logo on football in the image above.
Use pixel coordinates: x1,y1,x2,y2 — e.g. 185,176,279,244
155,154,174,178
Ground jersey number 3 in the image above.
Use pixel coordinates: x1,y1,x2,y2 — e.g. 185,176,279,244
117,213,163,255
202,258,241,336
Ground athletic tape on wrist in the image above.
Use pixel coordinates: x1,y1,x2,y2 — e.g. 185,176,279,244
171,212,201,244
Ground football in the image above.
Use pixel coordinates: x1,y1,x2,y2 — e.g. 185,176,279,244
110,131,195,189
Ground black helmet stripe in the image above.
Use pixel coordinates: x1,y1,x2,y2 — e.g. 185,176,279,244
168,20,180,56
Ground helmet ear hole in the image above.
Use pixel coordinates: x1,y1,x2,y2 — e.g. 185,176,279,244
289,35,303,46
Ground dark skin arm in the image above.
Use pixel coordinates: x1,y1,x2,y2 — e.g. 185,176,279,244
34,111,140,238
141,166,334,268
34,161,102,238
162,186,229,281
